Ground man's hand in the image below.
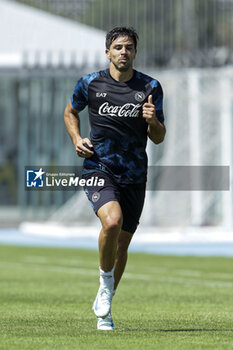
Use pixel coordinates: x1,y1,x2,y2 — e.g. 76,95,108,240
142,94,166,144
142,94,157,125
75,138,94,158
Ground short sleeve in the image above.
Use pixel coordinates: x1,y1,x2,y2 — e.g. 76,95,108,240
70,77,88,112
151,81,165,123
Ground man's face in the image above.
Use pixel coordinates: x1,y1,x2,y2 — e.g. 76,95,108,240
106,36,137,72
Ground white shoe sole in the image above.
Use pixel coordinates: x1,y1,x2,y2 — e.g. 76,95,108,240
97,326,114,331
97,314,115,331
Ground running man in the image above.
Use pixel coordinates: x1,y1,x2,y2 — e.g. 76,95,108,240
64,27,166,330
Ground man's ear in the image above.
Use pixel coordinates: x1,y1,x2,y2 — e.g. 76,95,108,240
105,49,110,60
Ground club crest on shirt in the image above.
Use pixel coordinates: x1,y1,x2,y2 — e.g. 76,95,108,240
134,91,145,102
92,192,100,202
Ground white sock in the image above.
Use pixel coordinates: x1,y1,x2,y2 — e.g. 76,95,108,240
99,267,114,288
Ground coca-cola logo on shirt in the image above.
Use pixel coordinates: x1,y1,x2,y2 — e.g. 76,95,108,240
98,102,141,118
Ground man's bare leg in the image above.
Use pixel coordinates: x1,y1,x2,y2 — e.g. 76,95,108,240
94,202,134,332
114,229,133,290
97,202,133,290
98,201,123,271
95,229,132,330
92,201,123,319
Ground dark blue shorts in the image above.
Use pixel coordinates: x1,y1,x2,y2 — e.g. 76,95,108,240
82,171,146,234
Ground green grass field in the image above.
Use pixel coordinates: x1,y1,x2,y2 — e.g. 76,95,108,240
0,245,233,350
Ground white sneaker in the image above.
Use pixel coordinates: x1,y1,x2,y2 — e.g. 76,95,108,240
97,313,115,331
92,284,113,318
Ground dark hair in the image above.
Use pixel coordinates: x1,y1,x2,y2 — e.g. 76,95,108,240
105,27,139,49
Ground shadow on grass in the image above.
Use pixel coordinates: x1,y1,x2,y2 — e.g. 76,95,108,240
119,328,233,333
160,329,232,332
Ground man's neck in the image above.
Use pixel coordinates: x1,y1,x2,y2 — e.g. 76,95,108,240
109,64,134,82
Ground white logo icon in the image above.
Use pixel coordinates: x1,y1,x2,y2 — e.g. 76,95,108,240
135,91,145,102
26,168,45,187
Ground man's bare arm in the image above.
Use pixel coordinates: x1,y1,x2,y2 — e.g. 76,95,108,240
64,101,94,158
148,120,166,144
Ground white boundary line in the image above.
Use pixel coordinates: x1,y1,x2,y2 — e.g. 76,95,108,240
19,223,233,243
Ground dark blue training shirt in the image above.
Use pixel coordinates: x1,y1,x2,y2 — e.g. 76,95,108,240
71,68,164,184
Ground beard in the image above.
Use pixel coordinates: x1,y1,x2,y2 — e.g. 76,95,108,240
112,60,131,72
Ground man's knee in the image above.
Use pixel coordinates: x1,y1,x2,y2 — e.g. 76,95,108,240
98,201,123,234
102,214,123,233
